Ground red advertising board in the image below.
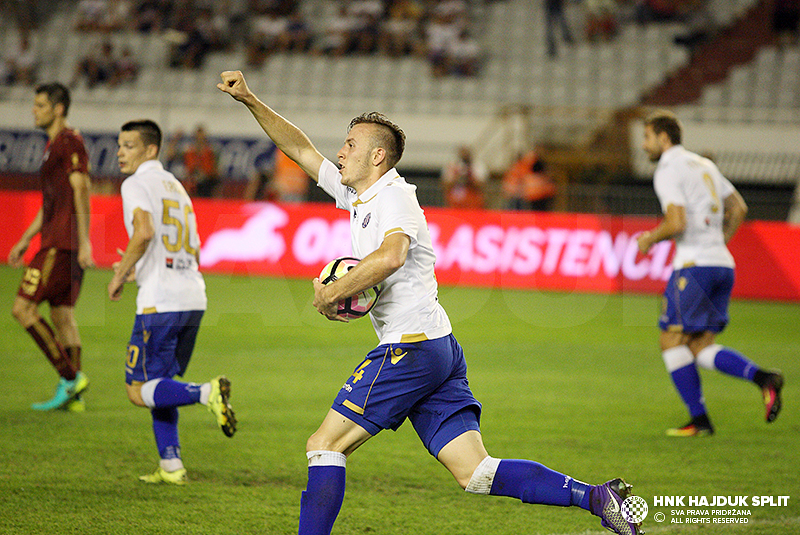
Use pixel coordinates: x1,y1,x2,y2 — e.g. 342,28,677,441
2,190,799,301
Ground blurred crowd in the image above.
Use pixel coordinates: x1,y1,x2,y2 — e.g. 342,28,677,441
4,0,797,88
67,0,484,77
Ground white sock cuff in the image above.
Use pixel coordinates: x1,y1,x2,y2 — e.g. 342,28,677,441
662,345,694,372
199,382,212,405
140,378,163,409
160,457,184,472
307,450,347,468
696,344,723,370
465,456,501,495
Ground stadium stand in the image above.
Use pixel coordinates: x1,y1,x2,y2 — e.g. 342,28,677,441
0,0,797,219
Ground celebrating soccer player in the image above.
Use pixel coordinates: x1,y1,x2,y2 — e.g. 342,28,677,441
638,110,784,437
219,70,642,535
108,119,236,484
10,83,93,411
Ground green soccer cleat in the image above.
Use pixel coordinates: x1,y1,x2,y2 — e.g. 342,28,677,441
207,376,237,437
61,394,86,413
139,467,188,485
31,372,90,411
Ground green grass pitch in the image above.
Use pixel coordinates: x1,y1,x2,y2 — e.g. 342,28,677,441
0,264,797,534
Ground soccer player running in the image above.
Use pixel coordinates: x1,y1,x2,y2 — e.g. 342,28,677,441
9,83,93,411
108,119,236,485
218,70,641,535
638,110,784,437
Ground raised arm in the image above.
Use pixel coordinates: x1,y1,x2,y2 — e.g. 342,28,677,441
217,70,324,182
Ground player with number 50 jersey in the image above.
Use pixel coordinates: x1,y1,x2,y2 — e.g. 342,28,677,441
109,119,235,486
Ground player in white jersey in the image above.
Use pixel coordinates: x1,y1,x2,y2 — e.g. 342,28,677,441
219,70,642,535
638,110,783,437
108,119,236,485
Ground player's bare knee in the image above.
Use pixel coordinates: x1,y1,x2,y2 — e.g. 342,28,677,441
126,384,147,407
306,432,332,453
11,299,37,326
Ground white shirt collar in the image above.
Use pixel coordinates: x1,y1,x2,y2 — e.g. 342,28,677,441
355,167,401,205
134,159,164,176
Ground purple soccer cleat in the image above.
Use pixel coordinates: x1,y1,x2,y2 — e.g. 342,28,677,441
589,478,643,535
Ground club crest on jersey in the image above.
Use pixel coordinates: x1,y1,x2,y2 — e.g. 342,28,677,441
166,257,173,268
362,213,371,228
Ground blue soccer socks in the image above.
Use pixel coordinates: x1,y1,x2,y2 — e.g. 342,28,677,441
489,459,580,508
298,451,347,535
141,378,204,408
151,407,181,462
663,345,707,418
696,344,759,381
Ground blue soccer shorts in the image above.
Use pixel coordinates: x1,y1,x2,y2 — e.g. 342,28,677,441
332,333,482,458
125,310,204,385
659,266,734,334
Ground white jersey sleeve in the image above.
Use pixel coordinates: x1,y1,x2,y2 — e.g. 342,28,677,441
375,182,421,248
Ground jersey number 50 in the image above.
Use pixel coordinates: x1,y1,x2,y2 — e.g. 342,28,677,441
161,199,198,257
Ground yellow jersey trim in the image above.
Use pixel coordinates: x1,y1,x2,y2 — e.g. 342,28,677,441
400,333,428,343
384,227,404,238
142,307,158,315
342,399,365,415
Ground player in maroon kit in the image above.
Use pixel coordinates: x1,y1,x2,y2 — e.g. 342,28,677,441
9,83,93,411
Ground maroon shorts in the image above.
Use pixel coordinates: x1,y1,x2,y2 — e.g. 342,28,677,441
17,248,84,307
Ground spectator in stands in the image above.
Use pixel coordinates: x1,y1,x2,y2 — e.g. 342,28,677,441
585,0,618,42
166,4,213,69
75,0,132,32
183,125,220,198
445,27,481,76
245,148,309,203
4,33,38,86
163,129,186,178
545,0,574,57
502,149,556,211
634,0,680,24
349,0,386,54
315,4,363,56
135,0,170,33
379,0,425,57
71,40,117,89
773,0,800,49
441,146,488,210
424,6,464,76
75,0,108,32
111,47,140,86
246,7,290,66
284,10,312,52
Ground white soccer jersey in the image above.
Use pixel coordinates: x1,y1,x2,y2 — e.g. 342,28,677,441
318,158,452,345
121,159,207,314
653,145,736,269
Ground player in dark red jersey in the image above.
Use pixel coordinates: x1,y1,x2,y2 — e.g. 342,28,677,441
9,83,93,411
